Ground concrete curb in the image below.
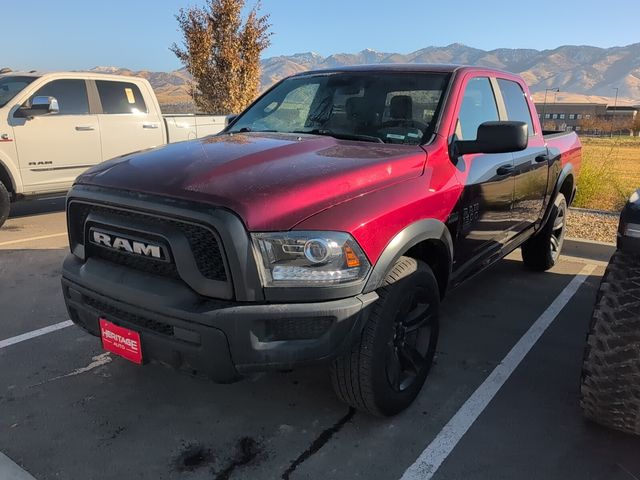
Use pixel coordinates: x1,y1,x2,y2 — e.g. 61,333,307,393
0,452,37,480
563,237,616,266
569,207,620,217
565,236,616,247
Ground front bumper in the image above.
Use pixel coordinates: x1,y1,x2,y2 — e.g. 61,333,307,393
62,255,378,382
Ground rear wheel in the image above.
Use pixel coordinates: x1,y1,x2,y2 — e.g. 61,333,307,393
331,256,440,416
0,181,10,228
521,193,567,271
580,251,640,436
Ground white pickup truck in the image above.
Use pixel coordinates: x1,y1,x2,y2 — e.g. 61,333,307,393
0,71,229,226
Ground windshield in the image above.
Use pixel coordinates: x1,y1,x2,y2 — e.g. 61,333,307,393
229,71,450,145
0,75,38,108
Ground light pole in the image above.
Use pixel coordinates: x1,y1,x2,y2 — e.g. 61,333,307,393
541,87,559,130
610,87,619,138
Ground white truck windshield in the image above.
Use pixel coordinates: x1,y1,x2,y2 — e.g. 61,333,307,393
0,75,38,108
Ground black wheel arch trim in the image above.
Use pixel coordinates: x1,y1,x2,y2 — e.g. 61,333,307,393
540,163,574,230
363,219,453,293
0,158,16,194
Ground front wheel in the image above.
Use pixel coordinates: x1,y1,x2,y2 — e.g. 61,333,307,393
521,193,567,271
0,181,10,228
331,256,440,416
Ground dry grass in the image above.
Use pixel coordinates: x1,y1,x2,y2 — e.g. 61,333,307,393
573,137,640,211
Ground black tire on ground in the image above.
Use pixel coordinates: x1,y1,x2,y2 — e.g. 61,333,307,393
331,256,440,416
0,181,10,228
580,251,640,436
521,193,567,271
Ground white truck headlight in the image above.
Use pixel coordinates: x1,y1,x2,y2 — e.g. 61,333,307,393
251,231,370,287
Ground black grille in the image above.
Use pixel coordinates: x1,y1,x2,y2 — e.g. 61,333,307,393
90,247,181,280
84,295,175,337
69,202,227,282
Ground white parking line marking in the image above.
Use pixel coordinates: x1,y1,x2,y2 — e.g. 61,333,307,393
0,320,73,350
0,232,67,247
400,263,597,480
0,452,38,479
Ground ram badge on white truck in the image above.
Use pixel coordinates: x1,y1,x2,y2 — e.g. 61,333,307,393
0,71,229,226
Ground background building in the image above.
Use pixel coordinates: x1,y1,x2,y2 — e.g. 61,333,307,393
533,101,640,135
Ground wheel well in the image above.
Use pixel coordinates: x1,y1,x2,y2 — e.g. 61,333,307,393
559,173,574,205
404,239,450,298
0,162,15,195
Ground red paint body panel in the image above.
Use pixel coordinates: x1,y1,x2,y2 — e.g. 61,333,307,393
297,138,461,264
77,133,427,231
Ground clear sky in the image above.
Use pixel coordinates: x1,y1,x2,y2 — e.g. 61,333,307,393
4,0,640,72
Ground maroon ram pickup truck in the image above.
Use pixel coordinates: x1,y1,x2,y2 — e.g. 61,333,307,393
62,65,581,416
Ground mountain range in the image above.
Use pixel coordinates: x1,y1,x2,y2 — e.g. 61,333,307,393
90,43,640,111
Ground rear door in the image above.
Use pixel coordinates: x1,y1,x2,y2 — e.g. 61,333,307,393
451,76,515,274
93,80,164,160
496,78,549,236
12,79,101,192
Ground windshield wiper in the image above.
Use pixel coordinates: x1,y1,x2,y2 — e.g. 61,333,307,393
228,127,278,134
292,129,384,144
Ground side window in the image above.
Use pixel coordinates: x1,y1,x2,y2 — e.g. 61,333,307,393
456,77,499,140
95,80,147,114
31,79,89,115
498,79,535,136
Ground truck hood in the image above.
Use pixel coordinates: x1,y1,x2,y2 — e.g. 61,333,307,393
76,132,427,231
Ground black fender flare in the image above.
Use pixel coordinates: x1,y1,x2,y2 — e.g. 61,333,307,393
363,219,453,293
0,156,16,193
540,163,574,229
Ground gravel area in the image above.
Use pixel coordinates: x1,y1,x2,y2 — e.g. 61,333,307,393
567,209,619,243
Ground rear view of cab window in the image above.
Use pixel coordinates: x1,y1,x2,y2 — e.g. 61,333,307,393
96,80,147,114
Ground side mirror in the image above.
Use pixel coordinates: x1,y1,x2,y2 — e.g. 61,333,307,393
17,96,59,118
455,121,528,156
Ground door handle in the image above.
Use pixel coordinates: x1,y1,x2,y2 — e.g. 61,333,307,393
535,154,550,163
75,125,95,131
143,123,159,129
496,164,514,176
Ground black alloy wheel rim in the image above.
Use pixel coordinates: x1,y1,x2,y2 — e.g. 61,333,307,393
550,204,566,261
385,286,436,392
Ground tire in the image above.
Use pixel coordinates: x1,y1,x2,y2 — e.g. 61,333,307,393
580,251,640,436
521,193,567,271
0,181,10,228
331,256,440,416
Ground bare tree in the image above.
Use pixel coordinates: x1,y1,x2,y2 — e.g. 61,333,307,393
171,0,271,114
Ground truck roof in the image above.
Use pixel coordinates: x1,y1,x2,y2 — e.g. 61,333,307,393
291,63,518,78
0,71,149,82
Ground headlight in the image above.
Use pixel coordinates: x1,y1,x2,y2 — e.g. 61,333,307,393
251,231,370,287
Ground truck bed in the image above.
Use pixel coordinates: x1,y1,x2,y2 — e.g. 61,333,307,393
544,130,581,173
164,114,228,143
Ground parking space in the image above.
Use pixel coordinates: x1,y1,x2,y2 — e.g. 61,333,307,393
2,204,640,480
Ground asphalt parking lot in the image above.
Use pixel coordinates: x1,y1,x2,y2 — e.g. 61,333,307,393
2,199,640,480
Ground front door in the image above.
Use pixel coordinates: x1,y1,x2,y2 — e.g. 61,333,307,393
450,76,515,275
12,79,101,193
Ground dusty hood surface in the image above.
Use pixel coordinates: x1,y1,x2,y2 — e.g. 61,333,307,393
76,132,427,231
